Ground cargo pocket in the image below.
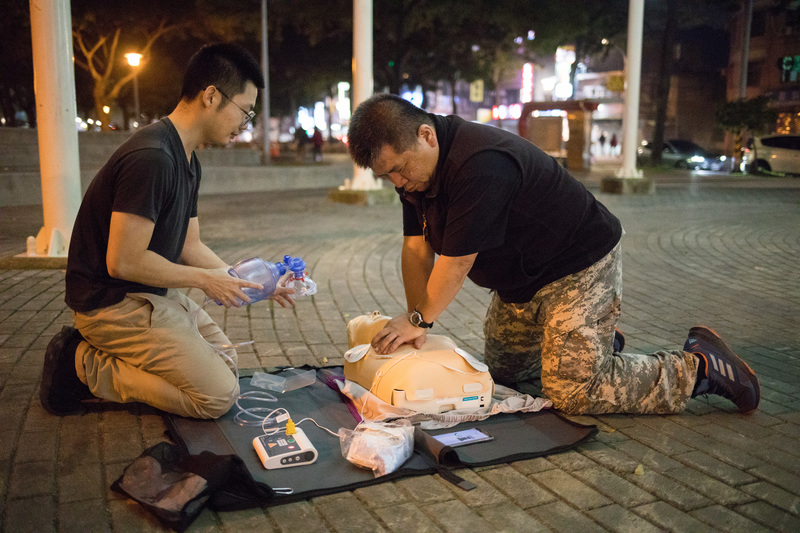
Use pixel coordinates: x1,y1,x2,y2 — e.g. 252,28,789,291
555,325,599,384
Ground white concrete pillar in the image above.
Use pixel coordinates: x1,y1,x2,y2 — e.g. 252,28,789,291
29,0,82,256
350,0,379,190
616,0,644,179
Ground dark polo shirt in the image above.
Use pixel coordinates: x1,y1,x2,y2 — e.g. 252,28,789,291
66,118,200,312
399,114,621,304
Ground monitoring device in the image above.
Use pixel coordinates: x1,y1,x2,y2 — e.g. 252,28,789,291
253,427,318,470
432,427,494,448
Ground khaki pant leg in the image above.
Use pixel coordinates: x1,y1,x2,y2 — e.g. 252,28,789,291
74,290,239,419
538,244,698,415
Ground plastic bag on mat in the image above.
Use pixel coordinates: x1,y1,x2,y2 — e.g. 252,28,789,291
339,419,414,477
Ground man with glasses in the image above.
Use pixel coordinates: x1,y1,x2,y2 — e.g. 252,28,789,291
215,86,256,127
40,44,294,419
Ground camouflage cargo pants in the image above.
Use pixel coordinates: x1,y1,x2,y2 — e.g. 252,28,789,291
484,242,698,415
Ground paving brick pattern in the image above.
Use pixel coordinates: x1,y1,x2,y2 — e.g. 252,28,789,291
1,169,798,532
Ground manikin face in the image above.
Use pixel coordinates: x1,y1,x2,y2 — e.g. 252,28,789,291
371,125,439,193
210,82,258,145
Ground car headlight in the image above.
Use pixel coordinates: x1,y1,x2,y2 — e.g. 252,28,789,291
719,155,726,161
689,155,705,163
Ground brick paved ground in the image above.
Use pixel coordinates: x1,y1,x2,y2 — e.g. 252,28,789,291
1,167,798,532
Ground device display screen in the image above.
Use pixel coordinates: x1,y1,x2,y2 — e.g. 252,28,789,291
257,434,302,458
432,428,494,447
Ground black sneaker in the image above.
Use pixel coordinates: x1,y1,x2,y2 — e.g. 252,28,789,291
40,326,93,415
613,328,625,353
684,326,760,413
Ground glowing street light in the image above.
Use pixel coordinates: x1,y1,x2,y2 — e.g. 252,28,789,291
125,52,143,128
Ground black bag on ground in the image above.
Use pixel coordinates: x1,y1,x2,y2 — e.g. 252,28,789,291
111,441,273,532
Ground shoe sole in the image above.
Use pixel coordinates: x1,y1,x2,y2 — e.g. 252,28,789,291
687,326,760,413
40,326,85,416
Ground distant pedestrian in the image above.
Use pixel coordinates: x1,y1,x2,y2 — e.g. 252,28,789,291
598,132,607,155
312,127,324,162
295,127,309,161
610,133,618,155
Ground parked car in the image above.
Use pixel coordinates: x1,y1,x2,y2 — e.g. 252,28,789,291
637,139,729,171
741,134,800,176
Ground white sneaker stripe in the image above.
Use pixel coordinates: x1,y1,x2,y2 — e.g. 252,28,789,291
709,354,720,372
726,362,735,381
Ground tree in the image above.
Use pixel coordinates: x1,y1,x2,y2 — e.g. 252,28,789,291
643,0,739,165
72,2,180,130
536,0,628,94
267,0,351,118
715,95,778,172
455,0,543,115
372,0,440,96
0,2,35,126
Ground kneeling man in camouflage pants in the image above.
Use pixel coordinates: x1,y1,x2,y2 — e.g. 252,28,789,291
346,94,759,415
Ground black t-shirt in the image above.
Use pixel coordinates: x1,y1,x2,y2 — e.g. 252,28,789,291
400,115,622,304
65,118,200,312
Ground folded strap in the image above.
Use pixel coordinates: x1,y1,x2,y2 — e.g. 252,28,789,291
436,465,476,491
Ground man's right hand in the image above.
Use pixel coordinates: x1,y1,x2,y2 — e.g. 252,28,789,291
201,266,262,307
371,313,428,355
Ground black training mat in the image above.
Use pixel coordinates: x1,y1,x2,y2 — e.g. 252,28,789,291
164,367,597,505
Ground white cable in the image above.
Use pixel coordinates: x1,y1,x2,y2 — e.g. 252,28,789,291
294,417,340,437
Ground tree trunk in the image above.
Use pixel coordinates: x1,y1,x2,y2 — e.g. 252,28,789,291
449,78,458,115
492,64,502,129
94,83,112,131
650,0,677,165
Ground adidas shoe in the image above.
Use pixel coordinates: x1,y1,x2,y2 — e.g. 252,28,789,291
40,326,93,415
684,326,760,413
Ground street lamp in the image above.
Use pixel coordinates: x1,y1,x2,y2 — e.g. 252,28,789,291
125,52,143,128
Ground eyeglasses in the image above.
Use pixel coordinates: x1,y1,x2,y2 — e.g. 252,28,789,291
215,86,256,126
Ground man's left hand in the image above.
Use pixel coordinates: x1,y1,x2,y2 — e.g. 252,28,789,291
371,314,427,355
270,285,296,308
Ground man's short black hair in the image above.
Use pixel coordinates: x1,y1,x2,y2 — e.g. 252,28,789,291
348,93,433,169
180,43,264,101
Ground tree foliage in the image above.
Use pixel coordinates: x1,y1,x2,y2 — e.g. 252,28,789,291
0,1,35,126
73,13,176,130
266,0,351,117
643,0,739,164
715,95,779,170
1,0,744,139
716,95,778,133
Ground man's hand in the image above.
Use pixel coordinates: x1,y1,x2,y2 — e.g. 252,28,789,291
270,270,296,308
270,285,296,308
371,314,428,355
201,266,262,308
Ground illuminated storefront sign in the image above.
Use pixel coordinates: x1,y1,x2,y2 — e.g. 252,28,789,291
491,104,523,120
779,55,800,82
520,63,533,103
554,46,575,100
